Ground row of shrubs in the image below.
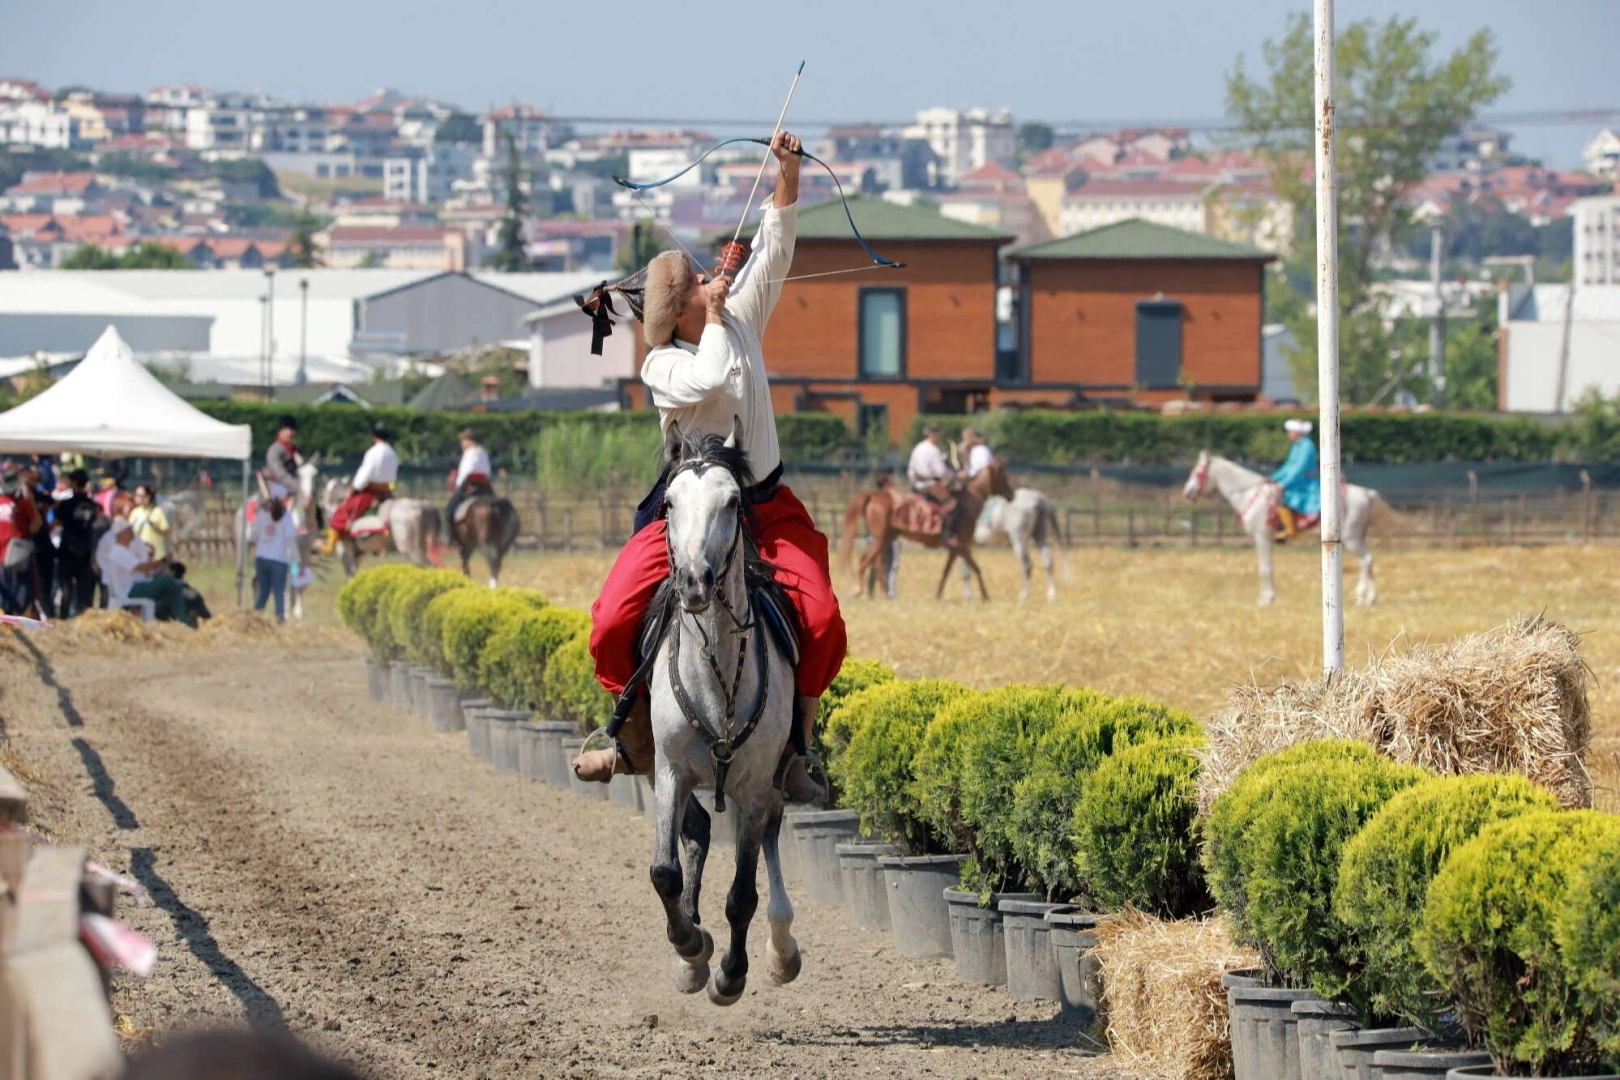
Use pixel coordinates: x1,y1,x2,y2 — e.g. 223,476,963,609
1205,739,1619,1075
822,669,1208,916
335,565,612,734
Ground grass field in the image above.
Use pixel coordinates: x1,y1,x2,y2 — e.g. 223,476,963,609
189,542,1620,801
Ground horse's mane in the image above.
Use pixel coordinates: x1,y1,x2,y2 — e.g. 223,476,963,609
668,431,755,490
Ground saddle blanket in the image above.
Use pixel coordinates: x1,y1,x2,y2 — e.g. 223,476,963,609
1268,508,1321,532
893,493,945,536
350,513,389,539
453,494,496,525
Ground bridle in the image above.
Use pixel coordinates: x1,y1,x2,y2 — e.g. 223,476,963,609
661,459,769,813
1196,456,1275,524
1191,458,1210,497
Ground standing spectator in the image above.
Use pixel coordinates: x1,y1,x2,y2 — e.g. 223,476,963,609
55,469,101,617
0,466,41,616
129,484,172,561
252,483,298,623
24,463,57,617
99,517,193,627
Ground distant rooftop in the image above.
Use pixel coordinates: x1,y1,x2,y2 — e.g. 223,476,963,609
722,195,1012,245
1008,218,1272,261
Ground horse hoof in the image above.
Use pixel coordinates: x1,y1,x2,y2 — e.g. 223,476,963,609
673,959,709,995
707,969,744,1006
767,939,801,985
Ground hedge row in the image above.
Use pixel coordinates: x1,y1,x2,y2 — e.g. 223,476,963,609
335,566,609,734
196,400,855,467
1206,742,1620,1074
907,409,1596,466
200,398,1596,471
826,675,1203,914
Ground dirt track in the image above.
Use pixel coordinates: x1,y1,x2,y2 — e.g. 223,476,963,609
0,630,1119,1079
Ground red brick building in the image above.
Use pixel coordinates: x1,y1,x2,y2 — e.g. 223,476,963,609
624,196,1010,439
1004,219,1274,406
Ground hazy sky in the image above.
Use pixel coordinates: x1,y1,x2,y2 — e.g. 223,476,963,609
5,0,1615,165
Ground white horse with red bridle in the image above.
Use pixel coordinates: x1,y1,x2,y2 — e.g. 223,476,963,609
1182,450,1386,607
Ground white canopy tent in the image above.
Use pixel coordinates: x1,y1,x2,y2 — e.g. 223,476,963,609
0,325,256,604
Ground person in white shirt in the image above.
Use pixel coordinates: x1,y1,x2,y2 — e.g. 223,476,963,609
252,483,300,622
446,427,493,527
317,421,399,554
101,517,192,626
907,424,964,545
574,130,846,806
961,428,995,478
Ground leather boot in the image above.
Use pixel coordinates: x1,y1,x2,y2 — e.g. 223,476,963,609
1274,506,1296,543
776,695,828,805
313,526,340,556
572,697,653,782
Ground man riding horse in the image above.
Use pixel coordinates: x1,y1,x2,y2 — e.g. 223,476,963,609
1272,418,1320,542
572,130,845,805
316,421,399,555
907,425,961,546
265,415,303,498
446,427,493,529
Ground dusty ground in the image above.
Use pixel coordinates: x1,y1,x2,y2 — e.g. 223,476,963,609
0,626,1120,1079
6,544,1616,1077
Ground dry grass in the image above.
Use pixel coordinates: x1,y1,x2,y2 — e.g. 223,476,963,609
1199,614,1595,811
1094,911,1258,1080
181,543,1620,799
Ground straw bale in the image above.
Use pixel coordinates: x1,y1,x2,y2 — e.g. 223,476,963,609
1094,911,1258,1080
1198,615,1592,813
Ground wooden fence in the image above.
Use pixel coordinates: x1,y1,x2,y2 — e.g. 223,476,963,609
167,473,1620,564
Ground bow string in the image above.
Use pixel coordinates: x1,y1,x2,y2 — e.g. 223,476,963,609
612,137,905,272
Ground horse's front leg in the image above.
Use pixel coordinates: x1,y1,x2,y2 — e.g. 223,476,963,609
762,805,801,985
1012,534,1032,603
963,549,990,601
935,550,958,599
649,766,712,993
709,810,763,1006
1255,531,1276,606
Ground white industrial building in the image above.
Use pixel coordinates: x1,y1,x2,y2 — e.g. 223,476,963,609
1498,283,1620,413
0,268,613,390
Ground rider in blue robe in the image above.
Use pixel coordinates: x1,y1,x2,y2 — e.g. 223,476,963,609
1272,419,1320,541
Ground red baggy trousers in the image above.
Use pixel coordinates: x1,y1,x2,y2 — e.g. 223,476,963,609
590,485,846,698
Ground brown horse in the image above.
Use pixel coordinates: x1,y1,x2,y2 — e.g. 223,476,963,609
839,461,1016,600
449,493,521,588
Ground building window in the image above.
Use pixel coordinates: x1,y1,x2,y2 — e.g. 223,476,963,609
859,287,906,379
857,402,889,440
1135,300,1183,389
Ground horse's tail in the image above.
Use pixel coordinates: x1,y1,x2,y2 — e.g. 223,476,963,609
494,498,521,554
1366,490,1401,539
420,505,446,568
839,494,869,580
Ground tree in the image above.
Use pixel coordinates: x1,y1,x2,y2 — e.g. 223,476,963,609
119,241,192,269
58,244,121,270
1227,14,1509,405
613,219,663,274
205,158,281,199
1016,123,1055,161
487,134,530,272
435,112,481,145
357,250,384,269
286,210,323,269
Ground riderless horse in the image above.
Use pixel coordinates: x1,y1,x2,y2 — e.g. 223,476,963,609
1182,450,1387,607
974,487,1063,603
319,476,440,577
839,460,1016,600
635,421,801,1006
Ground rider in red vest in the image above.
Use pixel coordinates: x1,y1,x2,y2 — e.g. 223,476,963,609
316,422,399,554
573,131,845,803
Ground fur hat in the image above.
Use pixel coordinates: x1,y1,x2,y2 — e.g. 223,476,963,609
642,251,693,348
1284,418,1313,435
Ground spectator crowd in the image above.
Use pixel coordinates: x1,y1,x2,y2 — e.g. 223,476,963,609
0,454,210,627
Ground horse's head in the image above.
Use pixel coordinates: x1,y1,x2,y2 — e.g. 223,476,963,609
1183,450,1212,502
296,455,321,507
322,476,348,514
985,459,1015,501
662,418,751,614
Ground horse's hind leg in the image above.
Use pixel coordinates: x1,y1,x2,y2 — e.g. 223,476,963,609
963,549,990,601
1039,542,1057,603
1346,530,1376,606
709,808,763,1006
935,550,958,599
1012,534,1032,603
762,806,800,985
649,769,712,993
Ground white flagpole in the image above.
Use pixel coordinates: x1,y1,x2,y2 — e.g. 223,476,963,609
1314,0,1344,673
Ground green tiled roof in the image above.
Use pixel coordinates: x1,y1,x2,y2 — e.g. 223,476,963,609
1007,218,1273,261
712,195,1012,245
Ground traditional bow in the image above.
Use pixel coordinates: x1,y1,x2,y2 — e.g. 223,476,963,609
612,137,906,276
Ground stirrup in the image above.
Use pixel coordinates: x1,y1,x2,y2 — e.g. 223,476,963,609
577,726,628,783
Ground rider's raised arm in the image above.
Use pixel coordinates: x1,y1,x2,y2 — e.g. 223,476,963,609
726,133,801,337
641,331,735,408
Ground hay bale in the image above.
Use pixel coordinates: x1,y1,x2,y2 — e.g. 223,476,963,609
58,609,172,647
1199,615,1593,813
197,610,283,640
1094,911,1258,1080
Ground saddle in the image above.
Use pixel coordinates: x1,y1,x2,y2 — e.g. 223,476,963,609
453,493,498,526
1268,507,1321,532
893,492,947,535
634,551,802,674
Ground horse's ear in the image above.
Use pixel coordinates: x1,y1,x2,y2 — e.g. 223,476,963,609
724,416,741,450
308,452,322,468
663,420,684,463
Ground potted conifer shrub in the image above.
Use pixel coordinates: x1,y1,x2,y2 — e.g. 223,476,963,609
828,678,971,954
1204,741,1427,1080
542,635,611,801
1420,809,1620,1079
